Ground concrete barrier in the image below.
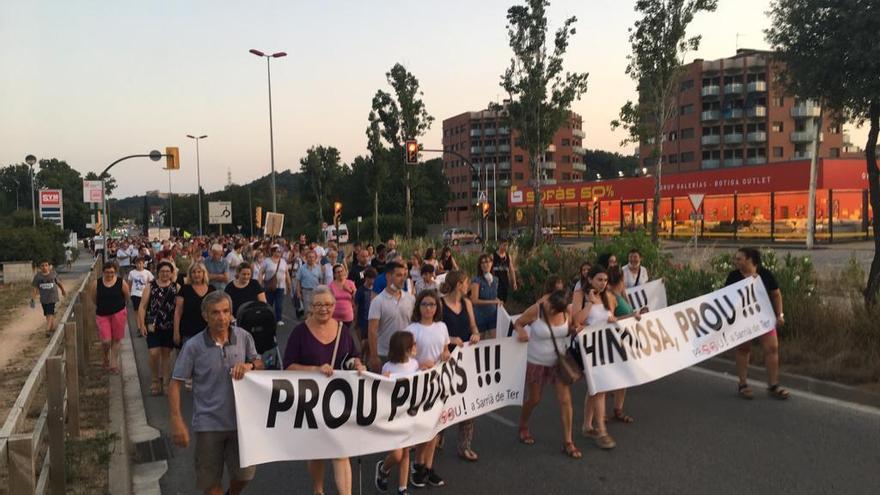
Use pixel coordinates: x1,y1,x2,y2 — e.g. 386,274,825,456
1,262,33,284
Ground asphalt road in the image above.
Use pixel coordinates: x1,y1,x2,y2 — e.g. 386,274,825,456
128,294,880,495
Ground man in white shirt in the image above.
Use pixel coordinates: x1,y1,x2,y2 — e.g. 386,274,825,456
623,248,649,288
367,261,415,372
224,242,244,281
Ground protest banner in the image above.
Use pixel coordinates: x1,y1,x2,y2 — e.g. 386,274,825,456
496,305,522,337
263,211,285,236
626,278,668,313
233,338,527,465
578,277,775,395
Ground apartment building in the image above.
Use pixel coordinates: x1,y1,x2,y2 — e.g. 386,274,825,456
639,49,846,174
441,108,585,226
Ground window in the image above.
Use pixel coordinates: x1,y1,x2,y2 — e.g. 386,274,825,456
514,172,524,180
515,155,524,163
830,148,841,158
680,79,694,91
771,122,784,133
668,154,679,164
668,131,678,142
562,173,571,181
773,147,784,157
680,152,694,163
562,138,570,146
680,104,694,115
829,125,841,134
681,128,695,139
562,155,571,163
644,157,655,167
773,97,785,107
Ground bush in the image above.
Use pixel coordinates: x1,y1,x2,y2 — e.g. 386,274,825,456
593,230,671,275
0,212,67,266
510,244,590,307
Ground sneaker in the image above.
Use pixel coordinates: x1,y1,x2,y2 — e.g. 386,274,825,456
426,469,445,487
410,464,427,488
374,460,390,492
397,489,409,495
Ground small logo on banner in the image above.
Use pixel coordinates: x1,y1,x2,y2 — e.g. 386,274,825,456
474,345,502,387
738,283,761,317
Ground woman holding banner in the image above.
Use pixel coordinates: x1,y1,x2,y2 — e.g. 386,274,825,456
283,286,365,495
514,289,581,459
574,265,618,450
440,271,481,462
605,266,645,424
726,247,789,400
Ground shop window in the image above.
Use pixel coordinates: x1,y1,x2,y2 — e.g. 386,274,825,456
773,147,784,157
772,122,784,132
681,128,695,139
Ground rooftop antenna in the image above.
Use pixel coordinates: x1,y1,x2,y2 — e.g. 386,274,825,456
227,167,232,187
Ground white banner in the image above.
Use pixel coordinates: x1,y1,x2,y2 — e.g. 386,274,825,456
626,278,668,313
233,338,527,465
496,305,522,338
578,277,775,395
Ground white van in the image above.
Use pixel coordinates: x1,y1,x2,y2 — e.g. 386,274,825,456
323,224,349,244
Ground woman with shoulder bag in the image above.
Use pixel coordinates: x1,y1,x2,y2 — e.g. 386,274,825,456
513,288,582,459
137,260,178,395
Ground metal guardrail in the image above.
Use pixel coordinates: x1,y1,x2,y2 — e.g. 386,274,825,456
0,259,98,495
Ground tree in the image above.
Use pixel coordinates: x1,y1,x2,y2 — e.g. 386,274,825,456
583,149,640,179
497,0,589,247
299,145,344,228
766,0,880,303
364,113,390,242
0,163,33,213
370,63,434,238
612,0,717,243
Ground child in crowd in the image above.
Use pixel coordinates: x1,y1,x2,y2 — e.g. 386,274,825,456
375,331,420,495
414,264,438,294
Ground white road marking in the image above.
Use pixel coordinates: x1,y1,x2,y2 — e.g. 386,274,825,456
487,412,517,427
685,366,880,417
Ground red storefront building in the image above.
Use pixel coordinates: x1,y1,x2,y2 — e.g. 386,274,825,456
509,158,872,241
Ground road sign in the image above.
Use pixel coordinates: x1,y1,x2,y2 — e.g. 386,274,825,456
83,180,103,203
478,191,488,204
39,189,64,229
688,193,705,211
208,201,232,224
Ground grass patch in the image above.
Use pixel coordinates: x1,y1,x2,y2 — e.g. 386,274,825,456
66,431,118,485
0,282,30,328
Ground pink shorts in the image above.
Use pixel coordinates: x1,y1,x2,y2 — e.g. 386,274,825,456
96,308,127,341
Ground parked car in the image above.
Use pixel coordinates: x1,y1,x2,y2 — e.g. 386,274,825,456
442,228,481,245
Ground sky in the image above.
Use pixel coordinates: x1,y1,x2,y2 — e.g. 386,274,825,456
0,0,868,198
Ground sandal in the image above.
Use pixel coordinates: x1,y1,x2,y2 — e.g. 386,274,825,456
458,448,479,462
562,442,583,459
150,380,161,396
612,408,634,424
737,383,754,400
581,426,599,439
767,384,790,400
518,426,535,445
595,433,616,450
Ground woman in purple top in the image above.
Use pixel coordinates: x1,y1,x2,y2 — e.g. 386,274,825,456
283,285,365,495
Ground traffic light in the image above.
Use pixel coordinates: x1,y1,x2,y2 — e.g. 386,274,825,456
482,201,491,219
405,140,419,165
255,206,263,229
333,201,343,226
165,147,180,170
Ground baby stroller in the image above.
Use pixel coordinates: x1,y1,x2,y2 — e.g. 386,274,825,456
236,301,283,370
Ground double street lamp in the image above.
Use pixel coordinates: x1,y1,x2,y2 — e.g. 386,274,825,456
186,134,208,236
25,154,37,228
249,48,287,213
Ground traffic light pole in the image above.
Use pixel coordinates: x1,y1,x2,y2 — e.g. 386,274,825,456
99,152,167,244
421,148,486,239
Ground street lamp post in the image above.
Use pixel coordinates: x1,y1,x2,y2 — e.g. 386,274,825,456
249,48,287,213
25,155,37,228
186,134,208,236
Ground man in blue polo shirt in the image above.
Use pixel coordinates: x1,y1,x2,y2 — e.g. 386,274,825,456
169,291,263,495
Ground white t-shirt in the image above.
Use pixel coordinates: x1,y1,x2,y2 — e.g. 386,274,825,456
526,314,570,367
382,358,419,377
225,251,243,272
406,321,450,366
127,269,155,298
261,257,289,290
623,264,649,288
117,246,132,267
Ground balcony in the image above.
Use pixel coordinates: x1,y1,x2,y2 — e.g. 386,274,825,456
723,133,744,144
499,179,511,187
498,144,511,152
484,128,497,137
470,146,481,154
541,161,557,170
701,159,721,169
746,56,767,69
793,151,814,160
791,131,823,143
746,157,767,165
791,104,821,118
701,110,721,121
498,161,511,170
702,59,722,72
724,108,744,119
543,178,557,185
747,105,767,118
498,127,510,135
470,129,481,137
572,128,586,139
572,145,586,155
723,158,744,167
701,135,721,146
573,163,587,172
747,81,767,92
471,181,480,188
724,82,744,94
701,85,721,97
483,145,497,153
747,131,767,142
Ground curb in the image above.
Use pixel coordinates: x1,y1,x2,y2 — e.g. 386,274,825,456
120,330,167,495
697,357,880,409
108,365,131,495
